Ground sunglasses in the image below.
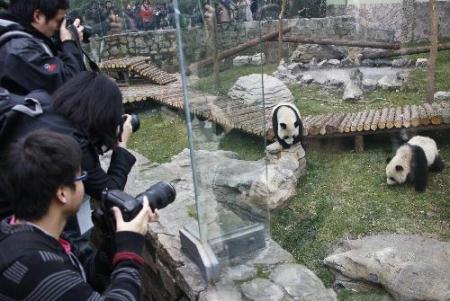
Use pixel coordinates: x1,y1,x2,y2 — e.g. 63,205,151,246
74,171,88,182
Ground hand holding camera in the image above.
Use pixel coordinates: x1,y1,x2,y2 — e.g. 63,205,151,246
93,181,175,244
118,114,140,148
60,18,84,42
112,196,160,236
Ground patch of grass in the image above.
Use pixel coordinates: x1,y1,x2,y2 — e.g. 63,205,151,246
128,111,188,163
219,130,266,161
271,139,450,291
338,291,392,301
255,264,271,279
186,204,198,219
195,64,277,96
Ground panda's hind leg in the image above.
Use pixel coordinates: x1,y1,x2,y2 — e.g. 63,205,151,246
430,155,445,172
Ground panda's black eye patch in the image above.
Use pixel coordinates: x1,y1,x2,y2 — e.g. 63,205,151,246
280,123,287,129
294,121,299,128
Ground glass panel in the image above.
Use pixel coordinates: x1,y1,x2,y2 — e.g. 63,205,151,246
173,0,271,268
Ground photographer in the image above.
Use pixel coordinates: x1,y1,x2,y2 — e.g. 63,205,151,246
0,72,137,219
0,0,86,95
0,130,159,300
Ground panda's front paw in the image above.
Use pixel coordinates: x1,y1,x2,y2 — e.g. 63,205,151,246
284,138,294,145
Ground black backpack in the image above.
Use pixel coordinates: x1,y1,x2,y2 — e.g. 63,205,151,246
0,88,47,143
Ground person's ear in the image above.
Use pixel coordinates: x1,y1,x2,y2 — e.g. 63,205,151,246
55,186,68,205
32,9,45,25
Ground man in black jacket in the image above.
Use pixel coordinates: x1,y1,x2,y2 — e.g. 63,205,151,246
0,0,85,95
0,130,158,300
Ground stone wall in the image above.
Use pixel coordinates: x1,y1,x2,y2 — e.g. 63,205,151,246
89,16,357,69
89,2,450,70
327,0,450,43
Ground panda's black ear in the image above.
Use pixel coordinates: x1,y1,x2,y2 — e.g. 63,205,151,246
395,165,403,172
386,157,392,164
280,123,287,129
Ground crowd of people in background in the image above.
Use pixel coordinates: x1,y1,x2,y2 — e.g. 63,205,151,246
75,0,263,36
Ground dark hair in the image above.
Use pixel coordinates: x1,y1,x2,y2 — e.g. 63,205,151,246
52,72,124,152
1,130,81,220
9,0,69,24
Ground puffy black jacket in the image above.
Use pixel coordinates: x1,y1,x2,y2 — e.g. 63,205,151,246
0,91,136,219
0,218,145,301
0,13,85,95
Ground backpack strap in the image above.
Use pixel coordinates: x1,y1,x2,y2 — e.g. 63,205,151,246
0,30,54,57
12,97,43,117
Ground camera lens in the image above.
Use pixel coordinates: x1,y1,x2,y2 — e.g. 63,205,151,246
136,181,176,212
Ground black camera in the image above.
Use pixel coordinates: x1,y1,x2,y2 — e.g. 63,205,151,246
102,181,176,222
129,114,140,132
66,16,92,44
121,113,140,133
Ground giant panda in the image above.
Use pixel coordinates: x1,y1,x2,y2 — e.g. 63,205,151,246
271,103,303,149
386,135,445,192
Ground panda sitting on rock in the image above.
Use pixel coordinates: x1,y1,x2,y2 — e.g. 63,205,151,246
271,103,303,149
386,135,445,192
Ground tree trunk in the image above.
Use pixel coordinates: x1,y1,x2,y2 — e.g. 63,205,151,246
426,0,439,104
279,0,287,61
280,36,400,49
210,1,221,95
362,43,450,59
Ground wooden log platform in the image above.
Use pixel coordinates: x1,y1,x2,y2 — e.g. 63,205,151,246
100,56,178,85
119,82,450,151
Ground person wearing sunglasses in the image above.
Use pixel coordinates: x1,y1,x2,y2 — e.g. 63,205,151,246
0,130,158,300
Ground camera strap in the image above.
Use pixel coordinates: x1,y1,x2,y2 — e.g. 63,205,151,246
67,25,100,73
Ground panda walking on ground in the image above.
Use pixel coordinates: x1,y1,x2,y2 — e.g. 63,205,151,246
386,135,445,192
271,103,303,149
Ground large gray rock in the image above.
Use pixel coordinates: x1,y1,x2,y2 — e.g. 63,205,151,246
299,74,314,84
378,74,403,90
324,234,450,301
326,59,341,68
362,78,378,92
343,69,363,101
233,56,251,66
290,44,345,63
199,286,243,301
416,58,428,68
214,142,306,215
434,91,450,101
241,278,285,301
287,63,305,75
392,58,412,68
270,264,337,301
228,74,294,107
251,53,266,65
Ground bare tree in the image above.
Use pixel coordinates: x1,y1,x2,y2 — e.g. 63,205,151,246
426,0,438,104
278,0,287,61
